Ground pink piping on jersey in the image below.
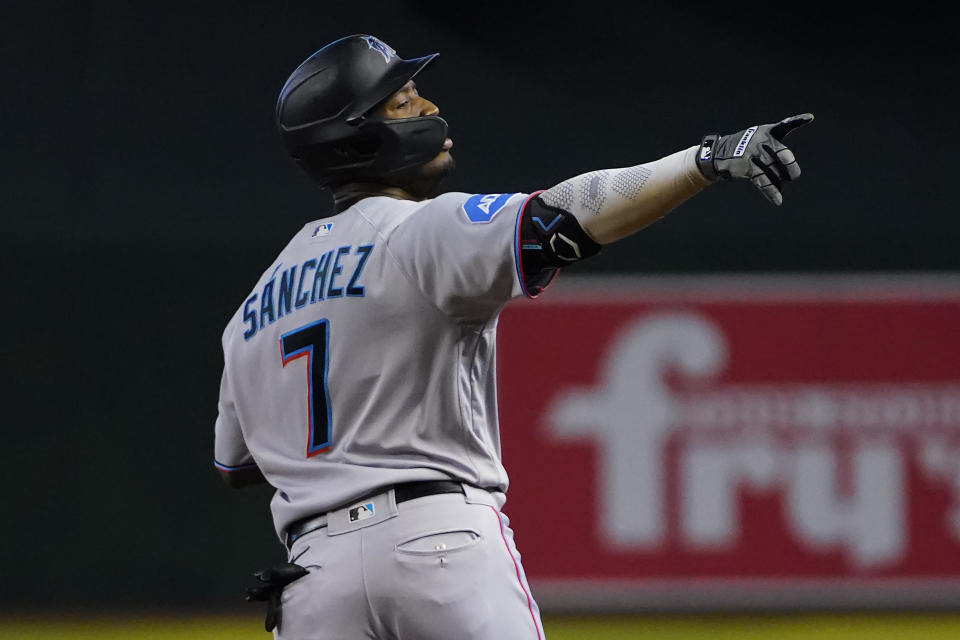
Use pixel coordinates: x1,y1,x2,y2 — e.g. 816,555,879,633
489,506,543,640
514,190,557,300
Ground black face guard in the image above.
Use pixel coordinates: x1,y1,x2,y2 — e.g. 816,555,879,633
359,115,449,176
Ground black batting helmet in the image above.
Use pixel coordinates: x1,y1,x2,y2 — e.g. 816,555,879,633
276,35,448,186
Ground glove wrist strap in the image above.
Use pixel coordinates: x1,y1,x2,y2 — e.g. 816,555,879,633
696,134,720,182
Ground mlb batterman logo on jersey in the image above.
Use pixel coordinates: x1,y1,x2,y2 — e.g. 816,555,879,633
312,223,333,237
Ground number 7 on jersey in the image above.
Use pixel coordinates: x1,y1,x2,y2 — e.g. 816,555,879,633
280,319,332,457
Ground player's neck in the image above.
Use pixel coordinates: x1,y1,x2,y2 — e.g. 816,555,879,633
332,182,418,211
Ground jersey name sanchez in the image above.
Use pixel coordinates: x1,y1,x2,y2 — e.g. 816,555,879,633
214,192,534,539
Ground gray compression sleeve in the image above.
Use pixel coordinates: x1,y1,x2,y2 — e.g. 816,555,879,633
539,146,711,245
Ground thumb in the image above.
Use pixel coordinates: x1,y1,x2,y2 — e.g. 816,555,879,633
770,113,815,141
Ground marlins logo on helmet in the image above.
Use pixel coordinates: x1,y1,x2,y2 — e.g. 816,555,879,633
361,35,395,62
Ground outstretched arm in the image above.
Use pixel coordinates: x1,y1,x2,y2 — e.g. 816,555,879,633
540,145,709,245
535,113,815,246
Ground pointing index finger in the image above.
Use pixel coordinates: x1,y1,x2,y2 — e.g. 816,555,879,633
770,112,815,141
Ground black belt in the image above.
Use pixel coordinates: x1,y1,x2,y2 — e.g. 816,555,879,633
285,480,465,549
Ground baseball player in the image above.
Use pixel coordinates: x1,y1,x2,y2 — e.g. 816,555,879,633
214,34,813,639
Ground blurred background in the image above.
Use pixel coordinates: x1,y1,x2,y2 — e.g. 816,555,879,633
4,1,959,638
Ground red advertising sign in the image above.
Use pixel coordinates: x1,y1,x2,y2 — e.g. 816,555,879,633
496,276,960,610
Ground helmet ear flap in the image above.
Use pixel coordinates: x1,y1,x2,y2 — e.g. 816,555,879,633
345,133,381,157
295,131,382,175
293,117,447,186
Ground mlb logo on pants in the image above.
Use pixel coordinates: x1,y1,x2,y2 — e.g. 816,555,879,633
349,503,375,522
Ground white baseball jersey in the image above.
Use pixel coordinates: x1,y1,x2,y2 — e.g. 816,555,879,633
214,191,539,539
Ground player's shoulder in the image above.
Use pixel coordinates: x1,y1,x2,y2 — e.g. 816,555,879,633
348,195,423,234
346,193,464,237
373,191,528,228
342,192,529,243
419,191,527,215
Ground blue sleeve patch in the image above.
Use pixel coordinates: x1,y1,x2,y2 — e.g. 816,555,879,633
461,193,518,224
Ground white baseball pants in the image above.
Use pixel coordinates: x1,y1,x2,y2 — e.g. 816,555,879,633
277,484,545,639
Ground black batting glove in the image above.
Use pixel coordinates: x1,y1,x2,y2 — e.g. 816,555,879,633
697,113,814,206
246,562,309,632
